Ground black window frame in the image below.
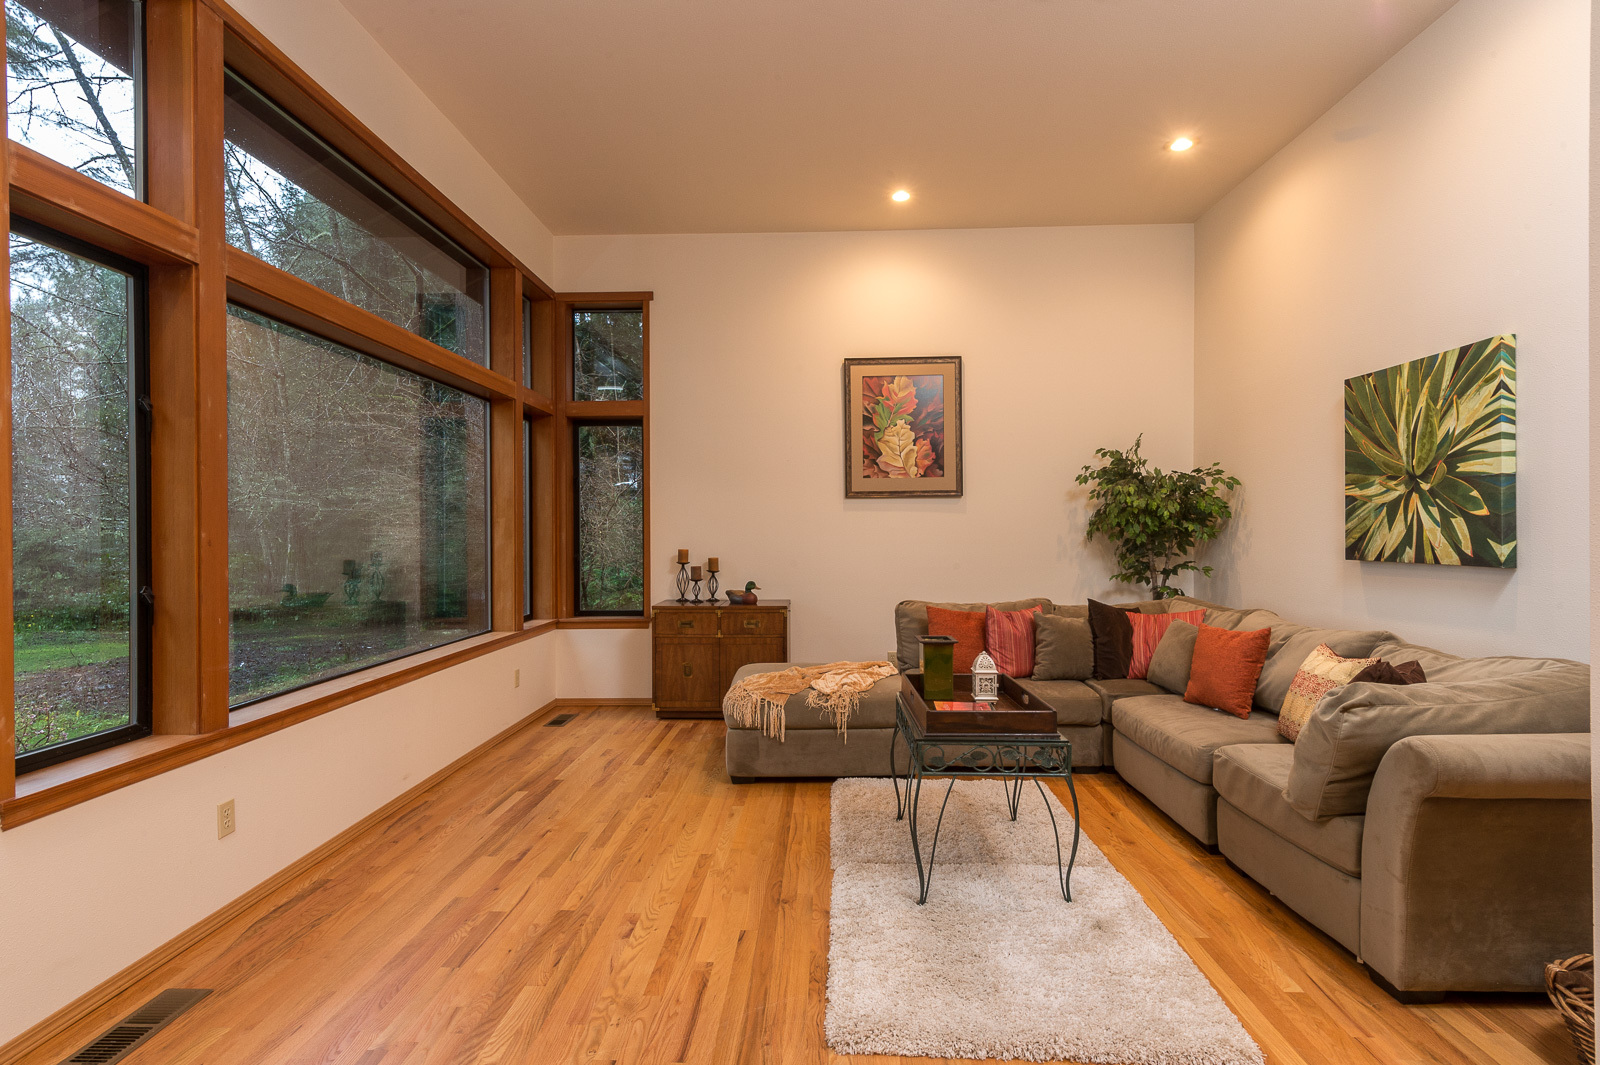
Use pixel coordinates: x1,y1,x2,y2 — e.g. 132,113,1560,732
570,418,645,618
11,216,153,774
522,415,534,620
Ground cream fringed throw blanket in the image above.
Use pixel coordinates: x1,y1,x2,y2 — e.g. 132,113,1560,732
724,661,897,740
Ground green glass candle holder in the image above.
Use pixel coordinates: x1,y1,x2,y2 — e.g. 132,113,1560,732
918,635,957,702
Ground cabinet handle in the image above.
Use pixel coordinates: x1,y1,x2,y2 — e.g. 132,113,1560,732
678,619,694,629
743,619,758,630
683,663,693,677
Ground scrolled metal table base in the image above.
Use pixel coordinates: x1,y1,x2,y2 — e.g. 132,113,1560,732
889,697,1080,905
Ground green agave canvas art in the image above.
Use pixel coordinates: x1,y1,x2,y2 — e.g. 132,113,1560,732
1344,335,1516,568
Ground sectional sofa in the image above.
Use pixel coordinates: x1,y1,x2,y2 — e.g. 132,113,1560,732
721,595,1593,999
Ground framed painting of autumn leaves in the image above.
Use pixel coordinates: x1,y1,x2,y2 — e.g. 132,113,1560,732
843,357,963,498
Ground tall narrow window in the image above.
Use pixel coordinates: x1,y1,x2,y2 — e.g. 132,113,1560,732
226,306,490,705
10,223,148,769
573,423,643,614
522,295,533,388
222,71,489,362
572,308,643,401
5,0,143,197
523,417,533,619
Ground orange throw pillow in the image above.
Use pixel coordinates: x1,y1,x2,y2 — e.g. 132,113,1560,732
1184,623,1271,718
926,605,986,673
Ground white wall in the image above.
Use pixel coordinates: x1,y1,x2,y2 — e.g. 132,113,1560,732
1588,0,1598,962
558,225,1196,667
228,0,557,280
0,633,578,1045
1193,0,1590,660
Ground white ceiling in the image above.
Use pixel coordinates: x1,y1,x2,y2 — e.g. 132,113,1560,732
338,0,1458,235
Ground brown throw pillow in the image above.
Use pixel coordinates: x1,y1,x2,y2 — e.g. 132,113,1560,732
1350,659,1427,685
1087,599,1136,679
1184,624,1271,718
1033,614,1093,680
1146,620,1200,694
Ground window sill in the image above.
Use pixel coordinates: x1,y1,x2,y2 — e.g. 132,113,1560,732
557,616,650,630
2,625,555,830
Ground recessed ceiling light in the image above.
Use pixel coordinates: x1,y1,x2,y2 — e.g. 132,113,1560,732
1168,137,1195,152
891,189,911,202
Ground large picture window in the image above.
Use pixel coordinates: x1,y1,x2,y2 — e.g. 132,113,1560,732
5,0,143,197
573,422,643,615
222,70,488,363
226,306,490,706
10,222,149,770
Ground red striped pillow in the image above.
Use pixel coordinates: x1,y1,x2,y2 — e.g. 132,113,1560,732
984,605,1042,677
1128,609,1205,680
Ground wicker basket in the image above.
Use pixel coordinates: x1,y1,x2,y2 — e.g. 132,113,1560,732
1546,954,1595,1065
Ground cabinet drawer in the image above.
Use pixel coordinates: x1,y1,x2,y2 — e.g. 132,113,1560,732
656,610,718,636
719,610,786,637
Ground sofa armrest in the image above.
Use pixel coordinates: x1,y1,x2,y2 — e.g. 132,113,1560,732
1361,733,1592,993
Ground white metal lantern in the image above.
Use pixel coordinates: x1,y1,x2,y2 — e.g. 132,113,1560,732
971,651,1000,703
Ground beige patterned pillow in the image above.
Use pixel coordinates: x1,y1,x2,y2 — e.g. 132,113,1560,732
1278,644,1379,742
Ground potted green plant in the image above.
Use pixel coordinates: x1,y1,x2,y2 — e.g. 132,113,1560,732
1075,436,1240,600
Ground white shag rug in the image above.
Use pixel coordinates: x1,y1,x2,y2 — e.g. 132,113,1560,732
826,778,1264,1065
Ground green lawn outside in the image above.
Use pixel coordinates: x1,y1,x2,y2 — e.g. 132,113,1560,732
14,634,129,674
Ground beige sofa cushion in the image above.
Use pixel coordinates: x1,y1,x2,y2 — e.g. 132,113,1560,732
1085,678,1163,722
1111,694,1285,784
1254,624,1394,711
1146,619,1199,694
723,664,900,731
1213,744,1364,876
893,597,1051,672
1369,638,1462,675
1011,678,1102,726
1286,658,1592,819
1165,596,1255,631
1033,613,1093,680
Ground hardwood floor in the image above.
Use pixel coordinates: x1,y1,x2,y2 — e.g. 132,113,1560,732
10,707,1576,1065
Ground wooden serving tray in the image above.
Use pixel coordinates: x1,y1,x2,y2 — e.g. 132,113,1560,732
901,672,1058,735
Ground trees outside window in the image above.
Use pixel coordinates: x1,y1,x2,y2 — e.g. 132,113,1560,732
10,225,148,765
223,71,488,363
5,0,142,196
226,306,489,705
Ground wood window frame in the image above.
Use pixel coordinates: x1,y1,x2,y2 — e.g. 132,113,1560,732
0,0,625,827
555,295,651,626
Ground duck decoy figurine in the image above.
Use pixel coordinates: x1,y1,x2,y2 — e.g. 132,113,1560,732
727,581,761,606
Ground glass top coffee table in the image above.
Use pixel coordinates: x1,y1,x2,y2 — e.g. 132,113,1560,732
889,691,1081,905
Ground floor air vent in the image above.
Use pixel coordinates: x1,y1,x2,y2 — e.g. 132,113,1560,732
62,988,211,1065
545,713,576,727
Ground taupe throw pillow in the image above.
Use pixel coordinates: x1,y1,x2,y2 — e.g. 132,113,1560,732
1146,620,1200,694
1034,614,1093,680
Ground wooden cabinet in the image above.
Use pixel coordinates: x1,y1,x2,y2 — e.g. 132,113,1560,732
652,599,790,719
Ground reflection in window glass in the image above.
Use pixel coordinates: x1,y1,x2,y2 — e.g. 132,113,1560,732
573,309,643,401
226,306,490,705
522,295,533,387
5,0,142,196
222,70,488,362
575,424,643,614
11,230,140,756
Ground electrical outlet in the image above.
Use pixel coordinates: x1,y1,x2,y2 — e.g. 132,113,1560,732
514,668,521,688
217,799,236,839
